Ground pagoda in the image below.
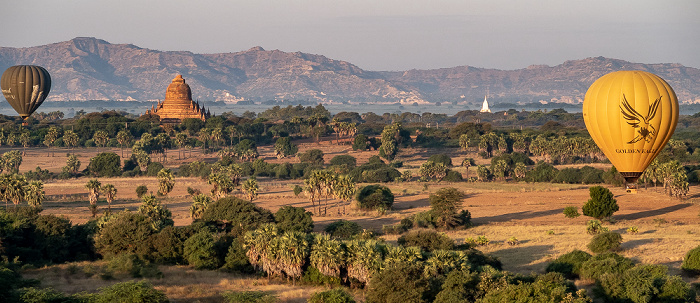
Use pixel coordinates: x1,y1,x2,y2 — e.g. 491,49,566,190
480,94,491,113
144,75,210,123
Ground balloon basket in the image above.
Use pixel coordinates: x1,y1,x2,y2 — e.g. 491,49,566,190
625,183,638,194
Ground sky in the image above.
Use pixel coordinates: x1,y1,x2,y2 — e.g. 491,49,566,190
3,0,699,71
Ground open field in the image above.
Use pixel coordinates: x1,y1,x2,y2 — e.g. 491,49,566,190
8,142,700,302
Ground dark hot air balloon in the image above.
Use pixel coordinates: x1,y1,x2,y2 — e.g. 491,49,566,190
1,65,52,120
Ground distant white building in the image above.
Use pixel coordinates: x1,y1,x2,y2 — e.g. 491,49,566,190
480,94,491,113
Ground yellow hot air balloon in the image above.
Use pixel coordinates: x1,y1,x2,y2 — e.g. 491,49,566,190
583,70,678,193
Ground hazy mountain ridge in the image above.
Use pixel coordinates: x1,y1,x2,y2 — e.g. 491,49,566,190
1,37,698,104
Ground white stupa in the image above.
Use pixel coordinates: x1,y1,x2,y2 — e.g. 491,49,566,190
480,94,491,113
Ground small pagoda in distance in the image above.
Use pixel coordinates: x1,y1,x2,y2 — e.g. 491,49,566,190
144,75,210,123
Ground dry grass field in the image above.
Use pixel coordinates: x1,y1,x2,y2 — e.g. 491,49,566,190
9,141,700,302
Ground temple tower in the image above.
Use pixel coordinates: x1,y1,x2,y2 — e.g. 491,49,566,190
144,75,210,123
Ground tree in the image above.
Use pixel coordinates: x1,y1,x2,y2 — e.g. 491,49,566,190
87,152,121,177
274,137,298,159
310,234,346,279
462,158,475,179
139,194,174,231
332,175,356,215
275,206,314,233
379,122,402,161
582,186,619,220
491,159,509,181
25,181,44,209
93,130,109,149
85,179,102,217
429,187,467,229
190,194,212,221
201,196,274,229
43,126,59,156
298,149,324,165
63,154,81,176
133,148,150,172
62,130,79,152
242,177,259,202
18,131,30,155
174,132,187,159
157,168,175,196
102,183,117,213
356,184,394,211
4,174,28,209
419,161,449,182
2,150,23,174
116,129,133,158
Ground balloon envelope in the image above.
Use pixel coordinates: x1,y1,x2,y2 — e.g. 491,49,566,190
1,65,52,120
583,70,678,188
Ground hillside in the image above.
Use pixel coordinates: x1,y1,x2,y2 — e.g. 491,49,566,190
1,37,698,104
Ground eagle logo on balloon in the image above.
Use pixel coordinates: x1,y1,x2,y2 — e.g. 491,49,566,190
620,95,662,144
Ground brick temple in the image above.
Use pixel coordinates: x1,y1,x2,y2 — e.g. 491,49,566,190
145,75,210,123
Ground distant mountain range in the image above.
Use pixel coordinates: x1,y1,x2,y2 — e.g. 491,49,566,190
1,37,698,105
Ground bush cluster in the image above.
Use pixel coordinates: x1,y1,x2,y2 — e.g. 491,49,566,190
355,184,394,211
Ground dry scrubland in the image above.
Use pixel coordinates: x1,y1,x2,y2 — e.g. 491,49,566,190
10,142,700,302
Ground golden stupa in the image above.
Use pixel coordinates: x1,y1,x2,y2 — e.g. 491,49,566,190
145,75,210,123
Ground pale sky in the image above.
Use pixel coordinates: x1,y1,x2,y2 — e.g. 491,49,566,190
3,0,699,71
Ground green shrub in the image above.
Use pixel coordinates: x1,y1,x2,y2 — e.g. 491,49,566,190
91,280,168,303
681,245,700,274
201,196,274,230
136,185,148,198
298,149,325,165
553,168,582,184
429,187,469,229
433,269,480,303
19,287,76,303
524,161,558,182
183,230,222,270
352,134,368,151
563,206,580,218
87,152,122,177
397,230,454,252
330,155,357,168
148,226,186,265
579,252,634,280
582,186,619,220
223,291,277,303
545,250,592,279
275,206,313,233
146,162,164,176
223,238,253,274
308,288,356,303
442,170,463,182
366,263,440,303
479,272,589,303
588,232,623,254
602,166,625,186
626,226,639,234
324,220,363,239
427,154,453,166
355,184,394,211
597,264,694,303
586,220,609,235
94,211,155,258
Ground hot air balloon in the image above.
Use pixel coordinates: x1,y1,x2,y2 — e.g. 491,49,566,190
1,65,52,121
583,70,678,193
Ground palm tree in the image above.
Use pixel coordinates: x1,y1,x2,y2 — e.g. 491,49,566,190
423,250,469,277
208,172,234,199
18,132,30,156
102,183,117,213
85,179,102,217
210,127,223,150
243,224,278,273
133,149,150,172
276,231,310,283
43,126,60,156
174,132,187,160
63,130,79,154
242,177,259,202
462,158,475,179
310,234,346,279
64,154,81,175
93,130,109,150
197,128,209,153
346,239,384,285
189,194,212,221
25,181,45,209
6,174,28,209
332,175,355,215
116,129,133,158
383,245,423,269
157,168,175,196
